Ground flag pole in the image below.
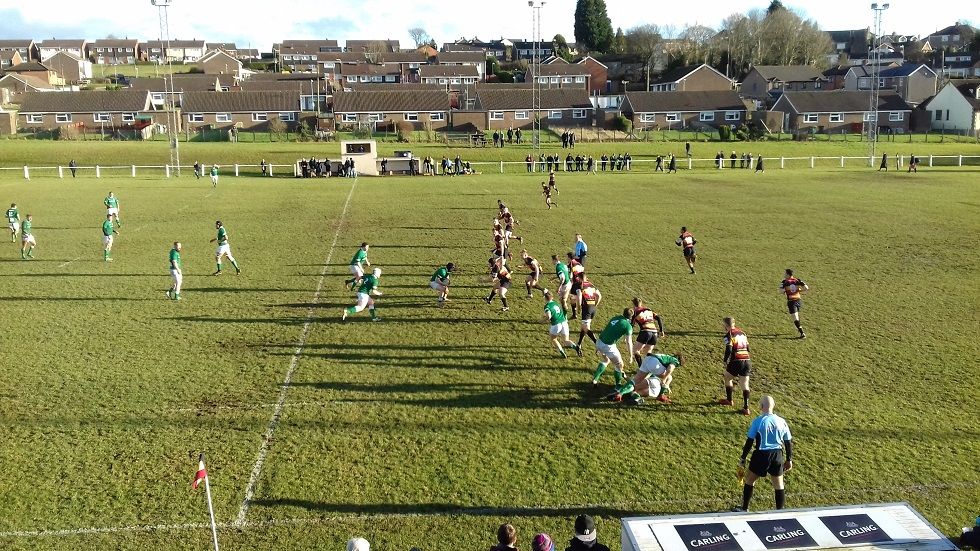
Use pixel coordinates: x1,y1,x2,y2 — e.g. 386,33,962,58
200,453,220,551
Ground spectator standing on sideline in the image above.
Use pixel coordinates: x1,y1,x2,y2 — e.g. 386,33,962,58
655,155,664,172
532,533,554,551
730,151,737,169
685,141,691,158
526,154,534,173
193,161,202,179
516,127,523,143
908,154,918,172
879,152,888,171
755,155,765,173
565,514,611,551
68,159,77,177
574,233,588,266
735,395,793,511
668,154,677,173
491,523,519,551
746,152,753,169
260,159,267,175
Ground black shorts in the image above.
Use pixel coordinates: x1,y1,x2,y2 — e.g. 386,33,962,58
787,299,802,314
528,270,541,281
581,305,597,320
726,359,752,377
570,281,582,295
637,330,659,346
748,449,785,477
498,276,511,288
683,246,696,258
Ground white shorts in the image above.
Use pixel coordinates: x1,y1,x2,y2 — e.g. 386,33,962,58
639,377,663,398
22,234,35,245
350,264,364,278
430,280,447,292
549,321,569,338
170,269,182,284
9,221,19,232
580,318,593,329
107,207,119,216
639,356,668,376
355,292,371,309
215,243,231,257
103,235,113,247
596,340,623,366
558,282,571,296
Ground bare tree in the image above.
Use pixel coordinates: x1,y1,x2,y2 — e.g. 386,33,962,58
365,41,389,63
408,27,431,49
625,24,663,90
679,24,717,65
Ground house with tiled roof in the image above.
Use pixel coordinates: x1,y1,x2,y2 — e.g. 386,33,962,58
470,85,593,130
339,63,403,85
345,39,400,53
5,61,64,87
333,88,450,130
140,40,207,63
624,91,747,131
87,39,140,65
771,90,912,133
44,51,93,84
529,63,591,90
196,49,244,76
128,74,235,107
924,23,977,53
0,40,38,63
420,65,479,88
877,64,938,106
650,64,733,92
741,66,828,100
38,39,87,61
0,73,57,104
433,51,487,81
1,50,24,72
18,90,154,131
922,80,980,136
181,90,301,131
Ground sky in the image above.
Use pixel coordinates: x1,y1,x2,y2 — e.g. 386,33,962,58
0,0,974,51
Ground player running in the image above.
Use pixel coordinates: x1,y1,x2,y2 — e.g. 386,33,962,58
609,352,683,405
575,276,602,353
102,214,118,262
500,209,522,245
542,182,556,209
676,227,697,274
104,191,121,228
210,165,220,187
719,317,752,415
167,242,183,300
548,170,559,195
209,220,241,275
591,309,635,388
541,290,579,358
20,214,35,260
344,242,371,289
429,262,455,303
780,269,809,338
630,298,665,364
484,256,512,311
566,252,585,318
342,267,382,322
552,254,572,314
521,250,546,298
6,203,20,243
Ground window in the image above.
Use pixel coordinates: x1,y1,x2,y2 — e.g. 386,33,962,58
640,113,655,122
538,77,548,84
429,112,445,121
342,113,357,122
665,113,680,122
93,113,111,122
700,111,715,122
514,111,529,120
323,62,335,69
450,78,460,84
489,111,504,120
548,110,562,119
815,81,823,89
404,112,419,121
953,35,960,41
725,111,741,121
252,112,268,122
573,109,587,119
550,77,559,84
829,113,844,122
188,113,204,122
216,113,231,122
935,110,942,121
562,77,573,83
278,112,295,122
889,112,904,121
121,113,135,122
368,113,383,122
55,113,72,123
97,47,104,52
804,114,819,123
942,35,949,42
575,76,586,83
384,75,396,82
863,112,877,122
26,114,43,124
409,63,419,69
439,78,448,85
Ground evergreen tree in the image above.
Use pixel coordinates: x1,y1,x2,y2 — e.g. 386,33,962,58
574,0,614,52
766,0,786,16
553,34,572,60
613,27,627,54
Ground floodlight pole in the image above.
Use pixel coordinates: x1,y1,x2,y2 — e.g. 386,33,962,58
152,0,181,176
868,3,889,166
529,1,545,149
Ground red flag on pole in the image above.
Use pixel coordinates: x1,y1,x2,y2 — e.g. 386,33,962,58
193,457,207,489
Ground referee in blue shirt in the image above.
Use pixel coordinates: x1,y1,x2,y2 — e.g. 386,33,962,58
736,395,793,511
574,234,588,266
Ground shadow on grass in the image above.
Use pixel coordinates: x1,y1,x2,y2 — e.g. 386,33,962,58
250,499,670,519
292,380,600,405
0,295,154,302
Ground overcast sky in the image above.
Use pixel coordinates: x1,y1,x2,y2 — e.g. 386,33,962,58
0,0,974,51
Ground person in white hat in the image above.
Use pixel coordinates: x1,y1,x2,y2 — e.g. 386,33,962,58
347,537,370,551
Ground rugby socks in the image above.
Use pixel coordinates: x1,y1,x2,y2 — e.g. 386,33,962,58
726,385,734,402
614,370,624,386
775,489,786,510
104,250,110,261
500,296,508,308
26,246,34,258
369,308,377,319
486,290,496,303
742,390,751,410
634,353,643,365
216,262,222,273
577,332,586,348
618,382,635,396
741,485,754,510
345,306,356,315
231,259,240,273
592,362,607,383
586,330,596,343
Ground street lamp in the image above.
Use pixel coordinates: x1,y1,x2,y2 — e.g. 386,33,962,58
529,0,546,148
152,0,180,175
868,2,889,166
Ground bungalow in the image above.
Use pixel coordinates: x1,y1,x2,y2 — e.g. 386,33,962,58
922,80,980,136
443,39,507,61
275,39,342,55
771,90,912,134
376,51,428,82
236,49,261,62
44,51,93,84
649,64,733,92
624,90,747,131
88,38,139,65
18,89,154,131
473,85,593,130
0,73,57,104
38,39,87,61
419,65,479,89
128,74,234,108
181,90,301,132
1,50,24,72
0,39,38,63
196,49,243,76
530,63,590,90
333,88,450,131
877,63,938,106
741,65,827,100
433,51,487,81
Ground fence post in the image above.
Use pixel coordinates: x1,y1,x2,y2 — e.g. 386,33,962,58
840,156,845,168
96,165,101,178
132,165,137,178
499,161,504,174
958,155,963,167
688,157,693,170
58,166,64,178
234,164,240,177
780,157,785,169
165,164,171,178
23,166,29,180
898,155,903,168
268,164,273,176
929,155,933,167
810,157,815,169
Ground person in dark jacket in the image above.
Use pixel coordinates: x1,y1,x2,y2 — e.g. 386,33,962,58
565,515,610,551
491,523,519,551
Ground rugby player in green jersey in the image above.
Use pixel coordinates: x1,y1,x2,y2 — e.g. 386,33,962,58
102,214,118,262
209,220,241,275
20,214,35,260
609,352,683,406
429,262,455,303
167,242,183,300
6,203,20,243
591,309,635,388
541,290,579,358
552,254,572,314
342,268,382,322
344,242,370,290
104,192,121,227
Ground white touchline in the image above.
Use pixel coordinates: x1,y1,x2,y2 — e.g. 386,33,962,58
235,179,358,527
57,255,84,269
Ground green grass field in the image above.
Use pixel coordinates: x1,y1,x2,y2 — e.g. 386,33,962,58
0,141,978,550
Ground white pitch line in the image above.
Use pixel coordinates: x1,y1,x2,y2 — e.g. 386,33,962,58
57,255,84,269
2,480,976,540
234,179,358,527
